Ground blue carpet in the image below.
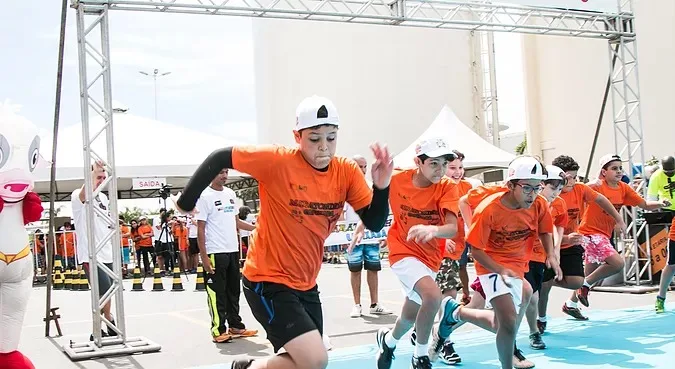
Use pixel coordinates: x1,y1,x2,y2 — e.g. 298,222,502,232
194,303,675,368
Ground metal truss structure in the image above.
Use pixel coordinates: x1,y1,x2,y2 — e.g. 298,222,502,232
67,0,645,361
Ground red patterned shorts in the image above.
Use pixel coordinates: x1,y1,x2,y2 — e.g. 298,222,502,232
582,234,617,264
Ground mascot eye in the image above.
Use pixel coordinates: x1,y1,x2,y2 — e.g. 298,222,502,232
0,134,9,169
28,135,40,172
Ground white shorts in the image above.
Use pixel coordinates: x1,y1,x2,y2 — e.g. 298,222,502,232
391,257,438,305
477,274,524,314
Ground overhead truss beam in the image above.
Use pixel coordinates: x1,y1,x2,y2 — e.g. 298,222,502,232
76,0,632,39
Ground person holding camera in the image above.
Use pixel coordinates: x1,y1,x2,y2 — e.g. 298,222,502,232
153,208,174,274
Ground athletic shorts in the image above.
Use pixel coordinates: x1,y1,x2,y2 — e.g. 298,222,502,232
459,245,470,266
121,247,131,264
435,257,462,293
391,257,437,305
582,234,617,264
242,277,323,353
347,244,381,272
524,261,546,294
82,262,114,298
544,245,585,282
668,239,675,266
471,275,525,314
188,238,199,255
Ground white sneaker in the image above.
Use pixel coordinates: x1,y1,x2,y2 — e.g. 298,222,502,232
369,303,393,315
350,304,362,318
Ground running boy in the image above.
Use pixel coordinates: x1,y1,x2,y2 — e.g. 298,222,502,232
176,96,393,369
537,155,625,325
525,165,568,350
434,156,562,369
567,154,669,313
374,137,459,369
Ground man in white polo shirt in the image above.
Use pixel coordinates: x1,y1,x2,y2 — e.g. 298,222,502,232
70,161,116,339
195,168,257,343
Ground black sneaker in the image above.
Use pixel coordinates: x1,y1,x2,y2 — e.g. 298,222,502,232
107,319,118,337
89,330,108,342
231,359,254,369
411,355,432,369
427,326,445,362
529,332,546,350
376,328,395,369
440,341,461,365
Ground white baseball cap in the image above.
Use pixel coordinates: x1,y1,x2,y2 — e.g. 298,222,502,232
414,137,454,159
599,154,622,169
545,165,565,181
295,95,339,131
507,156,547,181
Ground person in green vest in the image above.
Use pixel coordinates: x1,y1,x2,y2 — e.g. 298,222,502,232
649,156,675,313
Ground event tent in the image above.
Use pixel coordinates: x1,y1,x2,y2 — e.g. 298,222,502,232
33,110,251,201
393,106,515,174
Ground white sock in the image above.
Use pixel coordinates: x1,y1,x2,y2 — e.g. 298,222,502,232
384,331,398,348
537,316,547,322
566,300,577,308
415,343,429,358
583,279,591,288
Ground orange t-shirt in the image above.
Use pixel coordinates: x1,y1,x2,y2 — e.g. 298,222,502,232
465,185,508,210
120,225,131,247
444,179,474,260
530,196,568,263
387,170,459,272
232,145,372,291
466,192,553,276
173,225,189,251
59,232,76,257
136,225,154,247
578,181,643,238
559,183,598,248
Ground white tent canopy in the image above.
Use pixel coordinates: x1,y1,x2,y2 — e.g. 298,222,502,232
33,111,250,199
393,106,515,173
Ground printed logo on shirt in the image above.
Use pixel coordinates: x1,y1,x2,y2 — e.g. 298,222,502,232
230,199,235,204
288,199,343,223
290,183,308,192
493,226,533,245
398,205,441,225
215,200,222,206
567,208,580,224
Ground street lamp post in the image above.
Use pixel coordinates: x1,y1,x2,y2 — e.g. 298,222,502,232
139,68,171,120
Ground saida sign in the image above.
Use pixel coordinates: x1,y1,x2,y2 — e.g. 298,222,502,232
132,177,167,190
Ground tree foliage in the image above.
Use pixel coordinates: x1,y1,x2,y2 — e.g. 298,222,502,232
515,137,527,155
119,207,147,223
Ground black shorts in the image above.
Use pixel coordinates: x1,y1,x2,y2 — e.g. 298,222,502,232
242,277,323,353
82,262,114,298
188,238,199,255
525,261,546,293
669,239,675,266
544,245,585,282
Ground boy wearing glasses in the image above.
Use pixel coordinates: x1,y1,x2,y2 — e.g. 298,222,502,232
567,154,670,314
538,155,625,324
651,156,675,313
433,156,562,369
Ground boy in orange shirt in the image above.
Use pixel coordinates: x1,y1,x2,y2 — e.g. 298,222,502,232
567,154,669,314
176,96,393,369
434,156,562,369
374,138,459,369
524,165,568,351
538,155,626,325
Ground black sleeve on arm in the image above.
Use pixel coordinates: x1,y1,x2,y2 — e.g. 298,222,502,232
177,147,234,212
355,185,390,232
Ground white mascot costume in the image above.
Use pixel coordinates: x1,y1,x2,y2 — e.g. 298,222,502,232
0,106,44,369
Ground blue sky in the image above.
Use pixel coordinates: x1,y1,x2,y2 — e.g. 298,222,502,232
0,1,258,143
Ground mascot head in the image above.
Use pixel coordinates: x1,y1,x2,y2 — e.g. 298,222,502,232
0,103,40,204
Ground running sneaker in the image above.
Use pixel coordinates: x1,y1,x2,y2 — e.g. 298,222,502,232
376,328,396,369
411,355,432,369
529,332,546,350
428,326,446,362
228,328,258,338
230,359,254,369
213,332,234,343
440,341,462,365
536,319,547,334
350,304,362,318
656,296,666,314
562,303,589,320
513,346,535,369
576,285,590,307
438,296,461,335
370,303,393,315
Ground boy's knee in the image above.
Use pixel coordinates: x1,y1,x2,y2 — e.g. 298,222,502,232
421,288,442,309
298,350,329,369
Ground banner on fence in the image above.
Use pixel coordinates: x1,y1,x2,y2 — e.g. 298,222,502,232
324,215,394,246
